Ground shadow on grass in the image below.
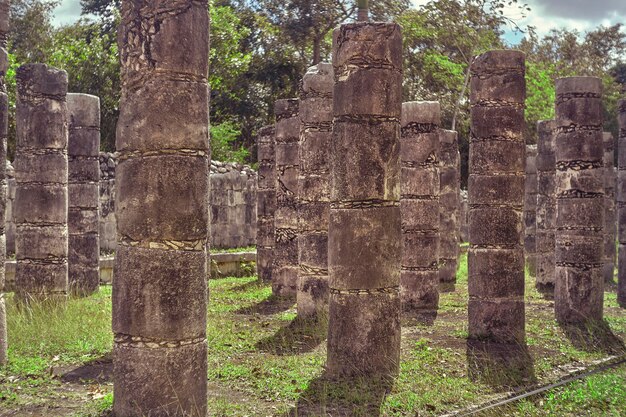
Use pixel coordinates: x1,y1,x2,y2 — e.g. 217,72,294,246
228,279,267,293
284,372,394,417
59,353,113,384
535,282,555,300
466,340,536,390
234,294,295,315
560,320,626,355
256,315,327,355
402,310,438,327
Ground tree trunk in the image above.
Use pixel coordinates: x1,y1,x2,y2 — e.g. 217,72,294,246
312,36,322,65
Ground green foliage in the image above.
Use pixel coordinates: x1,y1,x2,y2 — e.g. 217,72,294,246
210,121,250,163
525,61,556,140
9,0,58,63
209,2,252,99
509,365,626,416
399,0,526,186
48,22,120,152
4,288,113,370
2,253,626,415
519,24,626,142
6,0,626,172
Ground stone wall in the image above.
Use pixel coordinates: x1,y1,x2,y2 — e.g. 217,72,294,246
8,154,258,253
210,160,257,249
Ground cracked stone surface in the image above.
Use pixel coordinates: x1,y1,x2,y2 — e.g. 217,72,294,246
67,93,100,296
297,63,333,318
536,120,557,295
14,63,69,303
274,98,299,297
554,77,604,325
113,1,209,415
439,129,460,292
617,99,626,308
468,50,526,345
525,145,537,277
327,22,402,379
602,132,616,284
256,125,276,283
400,101,440,317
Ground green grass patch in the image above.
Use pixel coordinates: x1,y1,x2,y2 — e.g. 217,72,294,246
1,254,625,416
213,246,256,253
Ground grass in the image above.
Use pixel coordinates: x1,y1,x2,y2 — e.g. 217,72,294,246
212,246,256,253
491,362,626,416
0,253,625,416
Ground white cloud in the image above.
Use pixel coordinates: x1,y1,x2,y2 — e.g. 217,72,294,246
410,0,626,44
52,0,83,26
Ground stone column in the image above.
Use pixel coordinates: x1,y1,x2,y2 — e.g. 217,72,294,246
113,1,209,415
460,190,468,243
327,22,402,378
536,120,557,295
603,132,616,284
298,63,333,318
14,64,69,303
0,0,8,365
468,50,526,345
400,101,440,318
67,94,100,296
617,99,626,308
554,77,604,325
256,125,276,283
273,98,299,297
524,145,537,277
439,129,460,291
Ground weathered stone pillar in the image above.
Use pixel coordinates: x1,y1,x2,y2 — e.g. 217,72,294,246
14,64,69,303
298,63,333,318
524,145,537,277
603,132,616,284
439,129,460,291
536,120,557,295
256,125,276,283
274,98,299,297
67,94,100,296
0,0,8,365
400,101,440,318
554,77,604,325
468,50,526,345
113,1,209,415
327,22,402,378
460,190,468,243
617,99,626,308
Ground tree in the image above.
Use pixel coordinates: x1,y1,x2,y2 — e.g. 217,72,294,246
610,62,626,93
399,0,529,186
518,24,626,141
9,0,57,62
80,0,119,35
48,21,120,151
256,0,410,66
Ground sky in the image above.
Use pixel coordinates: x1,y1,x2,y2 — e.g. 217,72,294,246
52,0,83,26
52,0,626,43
